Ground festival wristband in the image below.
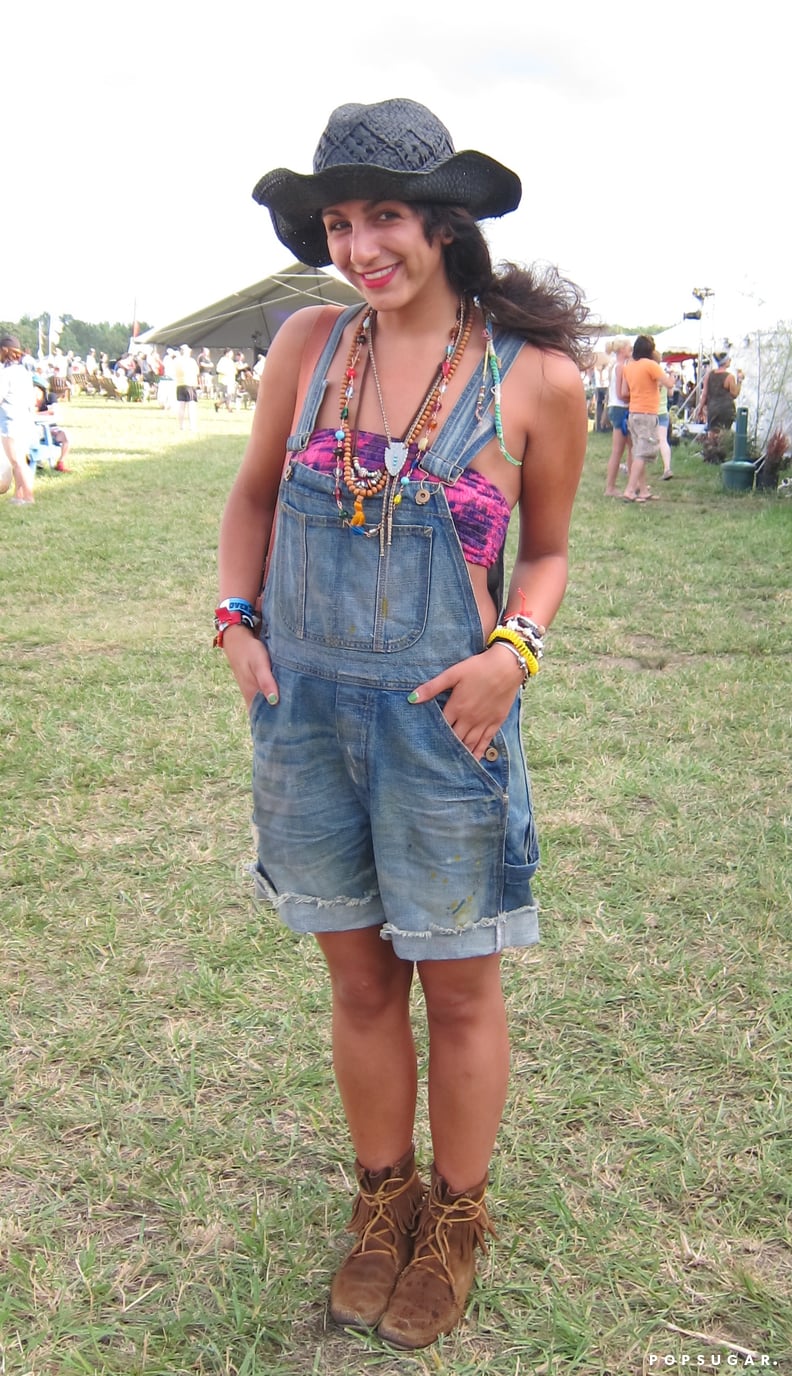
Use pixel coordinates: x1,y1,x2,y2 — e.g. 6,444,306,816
214,598,259,647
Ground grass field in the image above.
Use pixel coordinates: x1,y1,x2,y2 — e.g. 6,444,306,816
1,397,790,1376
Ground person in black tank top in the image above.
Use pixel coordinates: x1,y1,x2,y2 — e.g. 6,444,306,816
697,350,743,431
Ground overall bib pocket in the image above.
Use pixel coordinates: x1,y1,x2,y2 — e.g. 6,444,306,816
273,500,434,651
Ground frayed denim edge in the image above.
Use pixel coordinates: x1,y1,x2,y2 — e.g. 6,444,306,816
249,863,377,912
380,903,540,948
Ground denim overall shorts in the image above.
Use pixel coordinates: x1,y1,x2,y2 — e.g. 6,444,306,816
250,307,540,961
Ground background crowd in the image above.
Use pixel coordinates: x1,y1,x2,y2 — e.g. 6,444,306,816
26,343,267,410
1,331,275,506
4,320,746,512
581,336,743,502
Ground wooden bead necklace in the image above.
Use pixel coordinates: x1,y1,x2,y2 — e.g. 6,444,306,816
332,300,473,547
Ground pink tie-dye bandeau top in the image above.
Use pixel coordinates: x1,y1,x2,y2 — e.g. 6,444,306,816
299,429,511,569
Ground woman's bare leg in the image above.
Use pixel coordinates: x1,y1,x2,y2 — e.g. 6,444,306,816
418,954,509,1190
658,424,672,476
624,456,647,499
3,436,34,502
316,928,417,1168
606,427,633,495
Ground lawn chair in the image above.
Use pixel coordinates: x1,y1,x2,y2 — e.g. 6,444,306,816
28,420,62,470
71,368,92,395
51,375,71,402
240,375,259,408
99,374,124,401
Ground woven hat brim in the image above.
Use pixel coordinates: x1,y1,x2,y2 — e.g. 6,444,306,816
252,152,521,268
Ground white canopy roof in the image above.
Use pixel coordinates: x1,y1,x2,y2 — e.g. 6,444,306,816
652,318,717,360
137,263,362,352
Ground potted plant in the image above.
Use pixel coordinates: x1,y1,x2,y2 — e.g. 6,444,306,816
699,429,734,464
755,427,791,491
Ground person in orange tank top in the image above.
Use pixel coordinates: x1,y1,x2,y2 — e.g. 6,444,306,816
621,334,676,501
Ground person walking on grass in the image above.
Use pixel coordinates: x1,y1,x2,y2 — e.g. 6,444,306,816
696,350,743,435
215,348,237,411
175,344,200,432
198,346,214,399
603,335,633,495
655,350,673,480
0,334,36,505
621,334,676,502
217,97,588,1349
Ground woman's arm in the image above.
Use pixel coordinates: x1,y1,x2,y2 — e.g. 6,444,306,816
409,348,588,758
217,306,324,707
504,349,588,630
695,372,709,419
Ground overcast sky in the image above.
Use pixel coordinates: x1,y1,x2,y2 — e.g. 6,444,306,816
4,2,785,344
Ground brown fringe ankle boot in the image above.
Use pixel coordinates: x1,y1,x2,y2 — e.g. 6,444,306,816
329,1146,426,1329
377,1164,496,1348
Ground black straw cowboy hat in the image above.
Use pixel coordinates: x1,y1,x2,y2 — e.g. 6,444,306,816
252,98,522,268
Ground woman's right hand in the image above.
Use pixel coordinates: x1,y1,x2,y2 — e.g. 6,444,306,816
220,625,279,710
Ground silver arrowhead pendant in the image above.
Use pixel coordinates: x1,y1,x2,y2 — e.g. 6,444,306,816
384,441,408,476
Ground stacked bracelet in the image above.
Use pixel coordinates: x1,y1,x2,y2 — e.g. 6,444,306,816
487,626,541,678
485,590,547,681
489,637,530,687
213,597,259,647
501,612,544,660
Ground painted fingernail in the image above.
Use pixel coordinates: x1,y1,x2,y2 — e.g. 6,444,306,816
407,691,419,704
267,693,279,705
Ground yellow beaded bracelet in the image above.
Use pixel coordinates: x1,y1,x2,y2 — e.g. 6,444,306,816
486,626,540,677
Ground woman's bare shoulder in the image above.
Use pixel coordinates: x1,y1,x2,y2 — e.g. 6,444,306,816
265,304,340,368
508,342,586,407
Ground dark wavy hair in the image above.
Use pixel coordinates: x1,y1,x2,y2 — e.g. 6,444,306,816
414,205,590,367
0,334,24,363
632,334,656,360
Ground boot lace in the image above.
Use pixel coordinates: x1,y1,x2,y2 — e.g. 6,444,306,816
349,1170,423,1261
409,1190,496,1288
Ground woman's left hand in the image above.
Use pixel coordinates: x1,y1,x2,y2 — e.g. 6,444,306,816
409,643,525,760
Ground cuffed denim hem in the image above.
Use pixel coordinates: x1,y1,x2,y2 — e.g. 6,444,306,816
380,900,539,962
251,862,386,932
251,862,538,961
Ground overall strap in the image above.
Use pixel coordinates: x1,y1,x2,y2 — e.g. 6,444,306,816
262,304,361,596
419,330,525,484
286,304,364,452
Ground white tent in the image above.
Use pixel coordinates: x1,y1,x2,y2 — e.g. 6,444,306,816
656,313,792,446
652,318,718,362
732,320,792,448
137,263,362,355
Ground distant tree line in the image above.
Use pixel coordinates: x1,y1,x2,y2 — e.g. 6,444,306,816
0,314,151,360
594,322,669,339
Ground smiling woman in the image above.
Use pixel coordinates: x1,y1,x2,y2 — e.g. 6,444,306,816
217,96,589,1350
319,201,449,316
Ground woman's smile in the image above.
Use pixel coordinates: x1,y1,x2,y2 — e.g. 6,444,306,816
358,264,400,289
320,200,447,309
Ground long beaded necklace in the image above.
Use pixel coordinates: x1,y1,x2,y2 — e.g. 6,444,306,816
332,300,473,551
475,319,521,467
